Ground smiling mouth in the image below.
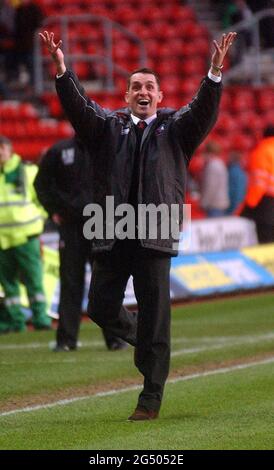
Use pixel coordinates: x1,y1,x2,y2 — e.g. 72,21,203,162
138,99,150,106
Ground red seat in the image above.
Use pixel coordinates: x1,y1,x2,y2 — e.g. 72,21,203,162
139,6,163,23
145,38,160,58
181,40,201,58
173,5,196,22
89,6,112,19
57,121,73,138
181,77,202,98
114,7,137,24
113,40,139,61
193,37,210,55
231,132,255,151
237,111,264,134
62,5,84,15
162,95,181,109
0,101,21,119
181,22,208,40
130,22,154,40
18,103,38,119
220,91,231,111
161,76,181,96
230,90,256,113
153,42,174,58
168,38,185,56
24,120,40,136
48,97,63,118
188,154,205,178
257,89,274,112
181,58,206,76
263,110,274,127
156,59,181,76
72,62,90,80
215,112,238,134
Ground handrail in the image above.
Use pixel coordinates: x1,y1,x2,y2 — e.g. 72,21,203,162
34,14,147,95
222,8,274,85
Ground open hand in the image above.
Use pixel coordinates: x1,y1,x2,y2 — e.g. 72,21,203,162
39,30,66,74
212,32,237,68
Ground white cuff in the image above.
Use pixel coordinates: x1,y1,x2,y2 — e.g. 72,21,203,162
56,72,65,79
208,70,222,83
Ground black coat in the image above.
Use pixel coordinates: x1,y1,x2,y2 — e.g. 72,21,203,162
56,70,222,254
34,137,93,223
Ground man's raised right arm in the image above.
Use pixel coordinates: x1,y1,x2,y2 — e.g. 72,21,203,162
39,31,106,144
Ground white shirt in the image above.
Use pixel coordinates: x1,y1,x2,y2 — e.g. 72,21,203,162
131,114,157,126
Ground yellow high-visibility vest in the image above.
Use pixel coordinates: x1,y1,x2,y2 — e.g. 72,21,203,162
0,153,46,250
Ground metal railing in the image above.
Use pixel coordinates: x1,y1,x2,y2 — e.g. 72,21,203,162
223,8,274,85
34,14,147,95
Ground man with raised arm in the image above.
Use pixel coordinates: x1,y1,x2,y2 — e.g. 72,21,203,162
40,29,236,421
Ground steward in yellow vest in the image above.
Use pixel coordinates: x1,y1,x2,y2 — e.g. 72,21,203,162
0,135,51,333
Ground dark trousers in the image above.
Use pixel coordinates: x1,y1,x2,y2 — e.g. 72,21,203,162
57,223,122,349
88,239,171,412
256,223,274,244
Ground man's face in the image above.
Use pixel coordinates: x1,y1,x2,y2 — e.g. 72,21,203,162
125,73,163,119
0,143,12,165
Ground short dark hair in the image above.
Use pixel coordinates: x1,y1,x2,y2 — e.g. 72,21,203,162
127,67,161,90
0,135,12,146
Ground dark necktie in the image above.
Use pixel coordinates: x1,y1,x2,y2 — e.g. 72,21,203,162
128,121,147,210
137,120,147,130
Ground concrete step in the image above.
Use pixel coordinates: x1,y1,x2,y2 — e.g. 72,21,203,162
188,0,222,33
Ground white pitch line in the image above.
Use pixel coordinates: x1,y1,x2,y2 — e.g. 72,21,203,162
0,340,104,350
1,332,274,351
171,332,274,357
1,332,274,365
1,356,274,418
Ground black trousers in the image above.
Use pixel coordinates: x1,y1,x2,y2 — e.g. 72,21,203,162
57,223,122,349
256,223,274,244
88,239,171,412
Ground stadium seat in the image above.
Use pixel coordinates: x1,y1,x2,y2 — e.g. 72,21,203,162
257,89,274,113
230,90,256,113
139,6,163,23
219,91,231,112
231,132,255,152
262,110,274,128
215,113,239,134
181,58,207,76
114,6,138,24
156,59,181,76
236,111,264,135
161,76,181,96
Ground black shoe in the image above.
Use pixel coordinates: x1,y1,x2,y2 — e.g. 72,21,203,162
52,344,77,352
108,340,128,351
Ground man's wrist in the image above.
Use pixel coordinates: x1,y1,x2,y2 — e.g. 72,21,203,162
210,62,223,76
52,59,66,76
56,66,66,76
208,69,222,83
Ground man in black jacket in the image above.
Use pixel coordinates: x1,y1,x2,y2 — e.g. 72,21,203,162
34,136,127,352
40,30,236,420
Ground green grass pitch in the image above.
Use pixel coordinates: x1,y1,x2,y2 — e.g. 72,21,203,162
0,292,274,450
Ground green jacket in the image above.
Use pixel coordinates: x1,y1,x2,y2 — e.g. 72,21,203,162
0,153,46,250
